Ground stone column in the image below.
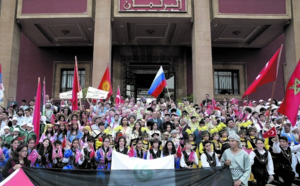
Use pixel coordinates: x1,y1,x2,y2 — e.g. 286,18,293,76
92,0,112,88
0,0,21,106
284,0,300,85
192,0,214,102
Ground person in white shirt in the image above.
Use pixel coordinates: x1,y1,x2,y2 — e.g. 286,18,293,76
250,138,274,186
201,141,221,168
180,140,198,168
24,108,33,125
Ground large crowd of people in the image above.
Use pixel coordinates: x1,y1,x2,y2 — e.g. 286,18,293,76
0,94,300,186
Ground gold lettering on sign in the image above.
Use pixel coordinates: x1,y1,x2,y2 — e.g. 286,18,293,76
123,0,183,10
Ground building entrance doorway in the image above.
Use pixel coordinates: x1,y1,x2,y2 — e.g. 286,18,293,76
123,63,175,101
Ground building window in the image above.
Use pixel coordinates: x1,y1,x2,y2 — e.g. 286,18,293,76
214,70,239,95
60,69,85,92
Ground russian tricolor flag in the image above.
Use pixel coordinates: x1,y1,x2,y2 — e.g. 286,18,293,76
148,66,167,98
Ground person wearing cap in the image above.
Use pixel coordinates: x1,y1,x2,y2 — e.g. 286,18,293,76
9,117,21,133
0,112,9,136
40,116,47,137
221,134,251,186
1,126,13,149
12,128,21,140
272,135,300,186
24,123,36,145
19,120,27,137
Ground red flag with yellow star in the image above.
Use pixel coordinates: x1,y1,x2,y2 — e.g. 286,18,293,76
98,66,112,99
278,60,300,126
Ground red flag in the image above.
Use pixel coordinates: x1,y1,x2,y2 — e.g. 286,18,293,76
50,114,56,123
242,45,283,99
243,101,247,106
90,148,95,159
262,127,277,138
128,145,134,157
72,56,80,110
33,78,41,145
62,135,67,148
115,86,122,106
278,60,300,126
98,66,112,99
176,146,182,158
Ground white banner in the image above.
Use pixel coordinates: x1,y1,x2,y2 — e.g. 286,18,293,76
111,150,174,170
59,90,83,99
86,87,108,99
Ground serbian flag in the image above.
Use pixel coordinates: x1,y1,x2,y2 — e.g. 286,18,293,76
72,56,81,110
33,78,41,145
278,60,300,126
98,66,112,99
262,127,277,138
0,64,4,101
242,45,283,99
115,86,122,106
148,66,167,98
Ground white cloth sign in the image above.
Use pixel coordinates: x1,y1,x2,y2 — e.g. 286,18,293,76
111,150,174,170
85,87,108,99
59,90,83,99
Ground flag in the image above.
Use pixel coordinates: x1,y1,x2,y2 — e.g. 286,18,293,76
33,78,41,145
278,60,300,126
262,127,277,138
50,114,56,123
72,56,81,110
115,86,122,106
98,66,112,99
0,64,4,101
176,146,181,158
62,135,67,148
242,45,283,99
148,66,167,98
28,149,39,166
42,77,46,116
75,149,82,163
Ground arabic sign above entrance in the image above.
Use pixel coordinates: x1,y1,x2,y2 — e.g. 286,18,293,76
119,0,187,12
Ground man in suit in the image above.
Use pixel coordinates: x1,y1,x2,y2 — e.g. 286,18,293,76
148,112,163,131
201,94,212,106
6,97,18,109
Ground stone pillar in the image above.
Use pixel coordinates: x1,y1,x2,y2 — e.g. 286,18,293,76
0,0,21,106
92,0,112,88
284,0,300,85
192,0,214,102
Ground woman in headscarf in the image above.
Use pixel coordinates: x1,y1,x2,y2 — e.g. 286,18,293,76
221,134,251,186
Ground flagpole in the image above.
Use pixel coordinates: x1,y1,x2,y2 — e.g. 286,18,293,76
166,86,171,101
267,44,283,122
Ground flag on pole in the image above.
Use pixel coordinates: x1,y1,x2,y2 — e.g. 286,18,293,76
98,66,113,100
148,66,167,98
72,56,81,110
115,86,122,107
262,127,277,138
242,45,283,99
42,77,46,116
0,64,4,102
278,60,300,126
33,78,41,145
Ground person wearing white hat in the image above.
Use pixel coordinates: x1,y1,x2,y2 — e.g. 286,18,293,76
12,128,21,140
10,117,20,133
1,126,13,149
0,112,9,136
24,123,36,144
19,120,28,137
